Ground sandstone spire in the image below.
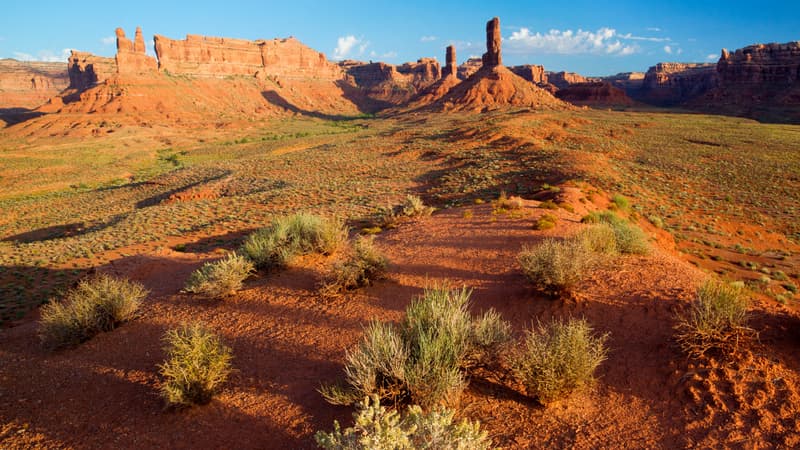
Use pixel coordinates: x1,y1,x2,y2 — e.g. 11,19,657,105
482,17,502,67
443,45,456,78
115,28,133,53
134,27,146,54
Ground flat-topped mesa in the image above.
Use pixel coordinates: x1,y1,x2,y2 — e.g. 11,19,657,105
717,42,800,86
482,17,502,67
442,45,457,78
153,34,344,81
115,27,157,75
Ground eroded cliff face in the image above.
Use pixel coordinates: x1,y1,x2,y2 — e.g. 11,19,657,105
67,51,116,91
154,34,343,81
116,27,157,75
0,59,69,109
555,81,634,107
509,65,547,84
547,72,591,90
637,63,717,106
457,58,483,80
340,58,441,108
718,42,800,86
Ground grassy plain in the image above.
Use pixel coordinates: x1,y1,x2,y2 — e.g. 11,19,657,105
0,108,798,323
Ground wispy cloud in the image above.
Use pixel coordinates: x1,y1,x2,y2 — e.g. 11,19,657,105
706,53,719,60
420,36,437,42
101,36,116,46
619,33,670,43
332,35,367,60
12,48,71,62
646,27,662,32
664,45,673,54
506,27,637,56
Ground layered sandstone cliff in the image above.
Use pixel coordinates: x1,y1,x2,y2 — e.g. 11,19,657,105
0,59,68,109
341,58,441,108
154,34,343,81
509,65,547,84
637,63,717,106
547,71,592,90
554,81,634,107
67,51,115,91
457,58,483,80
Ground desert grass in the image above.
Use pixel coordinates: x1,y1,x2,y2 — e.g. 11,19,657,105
159,321,233,407
38,274,148,350
582,211,649,255
512,318,609,404
183,252,255,299
675,279,754,358
401,195,435,217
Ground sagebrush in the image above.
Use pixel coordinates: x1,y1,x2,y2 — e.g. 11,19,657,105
321,285,510,408
320,236,388,296
39,274,148,350
581,211,649,255
518,238,595,295
675,279,753,358
159,321,233,407
184,253,254,299
315,394,491,449
512,318,609,404
240,213,347,270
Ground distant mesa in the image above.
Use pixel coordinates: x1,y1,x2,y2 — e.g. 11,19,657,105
2,18,800,127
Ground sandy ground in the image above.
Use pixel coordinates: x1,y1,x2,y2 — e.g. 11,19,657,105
2,202,799,449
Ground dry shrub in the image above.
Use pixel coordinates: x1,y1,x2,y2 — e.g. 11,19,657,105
534,214,558,230
512,318,609,404
675,280,754,358
240,213,347,270
184,253,254,299
518,238,595,295
159,321,233,408
315,394,491,450
39,274,148,350
576,223,618,255
321,286,510,409
401,195,435,217
320,236,388,297
493,191,524,214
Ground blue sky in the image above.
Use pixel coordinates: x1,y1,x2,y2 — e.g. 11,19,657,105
1,1,798,76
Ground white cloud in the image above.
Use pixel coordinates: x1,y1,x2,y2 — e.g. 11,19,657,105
333,35,362,60
12,48,71,62
664,45,673,54
420,36,437,42
506,27,638,56
101,36,116,46
619,33,670,43
381,51,397,58
646,27,661,32
707,53,719,60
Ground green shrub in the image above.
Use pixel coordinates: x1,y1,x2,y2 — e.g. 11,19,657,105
159,322,233,407
184,253,254,299
518,238,594,295
322,286,510,408
581,211,649,255
401,195,435,217
610,194,629,211
39,274,148,350
240,213,347,270
538,200,559,210
315,395,491,450
320,236,388,296
512,318,609,404
675,279,753,357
